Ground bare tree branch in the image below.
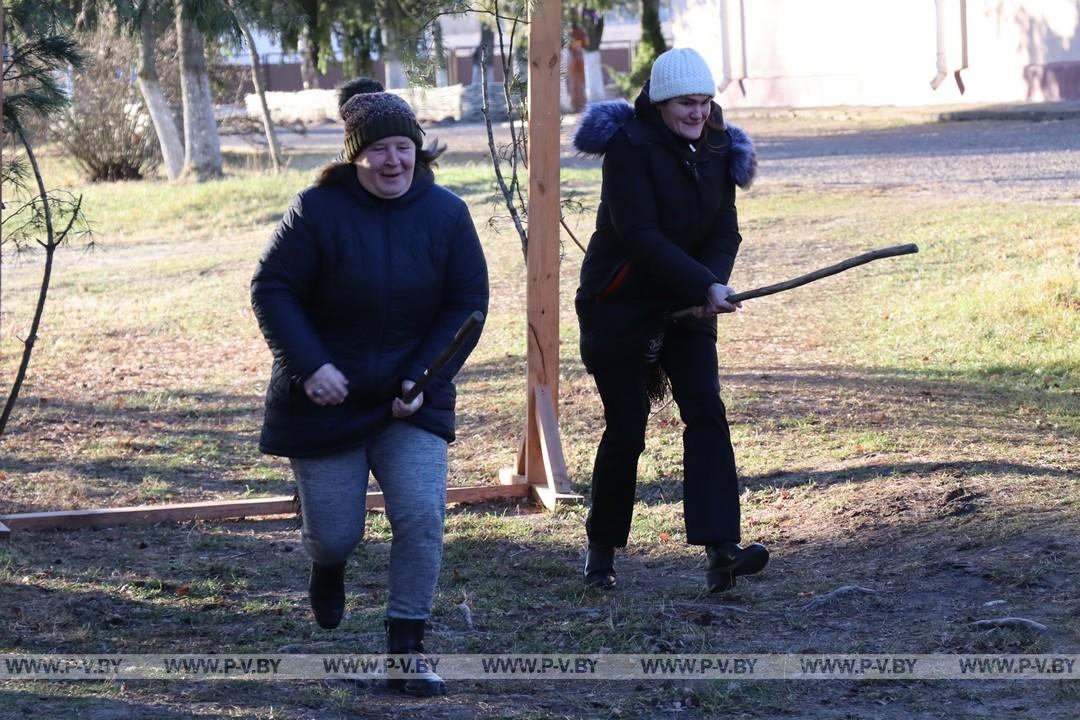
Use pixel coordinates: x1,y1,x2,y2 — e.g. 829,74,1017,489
479,42,528,260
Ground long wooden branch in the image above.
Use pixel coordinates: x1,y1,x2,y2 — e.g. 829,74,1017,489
670,243,919,320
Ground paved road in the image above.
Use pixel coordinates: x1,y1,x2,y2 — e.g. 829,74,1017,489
226,114,1080,203
750,118,1080,202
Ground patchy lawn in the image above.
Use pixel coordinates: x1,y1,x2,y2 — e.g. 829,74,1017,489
1,117,1078,719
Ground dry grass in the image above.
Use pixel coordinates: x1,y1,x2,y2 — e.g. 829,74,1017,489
1,121,1078,719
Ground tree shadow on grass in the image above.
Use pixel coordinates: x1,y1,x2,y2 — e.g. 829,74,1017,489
4,355,1073,515
3,503,1078,717
635,458,1075,510
724,363,1077,424
0,692,197,719
0,390,277,513
629,361,1076,505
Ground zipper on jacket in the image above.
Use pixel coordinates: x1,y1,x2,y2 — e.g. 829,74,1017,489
684,158,700,182
377,205,391,386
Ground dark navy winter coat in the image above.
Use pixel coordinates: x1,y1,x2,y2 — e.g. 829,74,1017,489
572,85,756,371
251,164,489,457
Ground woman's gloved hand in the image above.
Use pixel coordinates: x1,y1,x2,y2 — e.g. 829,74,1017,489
699,282,743,313
392,379,424,418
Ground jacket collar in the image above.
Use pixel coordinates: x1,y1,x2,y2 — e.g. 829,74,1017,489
570,83,756,189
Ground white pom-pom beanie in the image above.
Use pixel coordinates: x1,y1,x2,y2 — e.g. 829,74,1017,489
648,48,716,103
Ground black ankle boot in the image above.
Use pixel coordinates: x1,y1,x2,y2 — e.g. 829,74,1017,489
705,542,769,593
385,618,446,697
309,562,345,629
583,542,616,589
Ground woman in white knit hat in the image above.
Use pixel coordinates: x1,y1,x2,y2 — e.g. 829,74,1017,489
572,47,768,592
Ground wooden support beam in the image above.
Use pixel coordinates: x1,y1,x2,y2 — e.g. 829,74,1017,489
498,434,528,485
532,383,582,509
0,485,532,535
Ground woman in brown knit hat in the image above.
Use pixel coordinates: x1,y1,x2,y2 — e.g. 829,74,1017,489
252,92,489,696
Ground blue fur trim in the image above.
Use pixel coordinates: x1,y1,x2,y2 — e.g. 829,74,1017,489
726,124,757,189
572,100,635,155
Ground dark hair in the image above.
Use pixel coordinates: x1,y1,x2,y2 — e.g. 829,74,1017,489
336,77,386,112
316,141,447,187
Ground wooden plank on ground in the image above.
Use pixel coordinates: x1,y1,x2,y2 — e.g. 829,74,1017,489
0,497,299,531
447,484,531,504
0,485,532,534
531,485,584,510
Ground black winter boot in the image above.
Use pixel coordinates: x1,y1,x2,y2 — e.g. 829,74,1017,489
705,542,769,593
583,542,617,589
308,562,345,629
385,618,446,696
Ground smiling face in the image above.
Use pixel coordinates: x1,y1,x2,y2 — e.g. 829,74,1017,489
354,136,416,199
658,95,713,141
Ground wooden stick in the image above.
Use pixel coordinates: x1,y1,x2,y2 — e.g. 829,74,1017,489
0,484,531,534
671,243,918,320
401,311,485,403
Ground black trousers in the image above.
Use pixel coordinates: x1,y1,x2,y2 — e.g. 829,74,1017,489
585,327,741,547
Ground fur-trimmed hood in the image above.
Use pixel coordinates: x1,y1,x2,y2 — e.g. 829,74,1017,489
572,99,757,189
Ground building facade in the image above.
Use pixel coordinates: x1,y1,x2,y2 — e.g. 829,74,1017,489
670,0,1080,107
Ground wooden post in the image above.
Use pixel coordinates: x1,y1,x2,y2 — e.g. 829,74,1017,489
519,0,582,509
1,3,5,347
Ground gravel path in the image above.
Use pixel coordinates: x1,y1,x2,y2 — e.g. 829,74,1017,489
750,118,1080,202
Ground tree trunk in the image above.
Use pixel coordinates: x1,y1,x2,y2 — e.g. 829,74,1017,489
176,0,222,180
582,11,605,102
431,24,448,87
236,19,281,172
137,9,184,180
297,26,321,89
584,50,605,102
641,0,667,57
0,131,75,435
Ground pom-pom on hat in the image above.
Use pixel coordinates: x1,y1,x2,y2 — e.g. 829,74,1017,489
648,48,716,103
341,92,424,162
337,76,385,113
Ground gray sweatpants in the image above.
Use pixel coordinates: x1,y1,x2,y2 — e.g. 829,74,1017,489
289,421,448,620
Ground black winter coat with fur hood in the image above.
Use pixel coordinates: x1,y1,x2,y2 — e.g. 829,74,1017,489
572,85,756,372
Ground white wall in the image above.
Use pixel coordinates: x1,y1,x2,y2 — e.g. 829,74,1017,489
668,0,1080,107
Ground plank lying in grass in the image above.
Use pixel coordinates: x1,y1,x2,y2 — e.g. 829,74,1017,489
0,485,533,533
